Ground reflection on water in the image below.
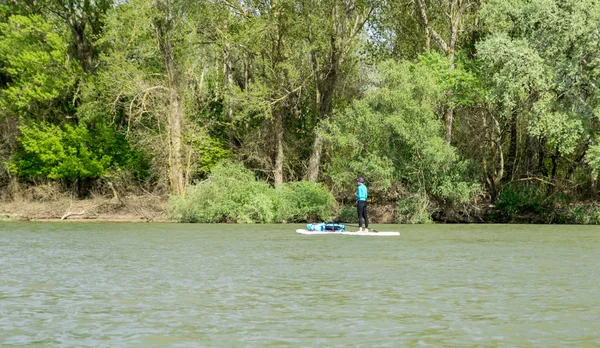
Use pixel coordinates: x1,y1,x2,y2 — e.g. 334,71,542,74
1,223,599,347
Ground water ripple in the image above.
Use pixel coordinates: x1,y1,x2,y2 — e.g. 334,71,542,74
1,222,599,347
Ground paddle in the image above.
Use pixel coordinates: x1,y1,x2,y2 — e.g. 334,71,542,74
342,223,378,232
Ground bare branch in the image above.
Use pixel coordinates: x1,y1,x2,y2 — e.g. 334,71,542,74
128,86,170,135
222,0,249,17
416,0,449,53
61,210,86,220
510,177,556,186
270,75,311,106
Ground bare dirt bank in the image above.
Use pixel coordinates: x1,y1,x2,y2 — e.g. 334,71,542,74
0,196,170,222
1,197,399,224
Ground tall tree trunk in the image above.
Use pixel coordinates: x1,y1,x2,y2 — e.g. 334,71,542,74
154,0,184,196
307,136,323,181
306,49,322,182
525,134,535,175
416,0,467,144
485,115,504,203
169,89,184,196
537,137,548,176
73,25,91,73
506,108,518,181
60,0,112,74
305,1,374,181
225,47,235,147
62,1,91,74
551,145,559,179
565,144,588,180
307,36,339,181
273,108,284,185
444,38,456,144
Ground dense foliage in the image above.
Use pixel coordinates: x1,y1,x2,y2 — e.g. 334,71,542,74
12,122,142,180
2,0,600,223
170,162,334,223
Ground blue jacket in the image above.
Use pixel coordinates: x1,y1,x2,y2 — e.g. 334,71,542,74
356,183,368,202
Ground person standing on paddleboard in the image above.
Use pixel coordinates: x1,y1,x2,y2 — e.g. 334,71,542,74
356,177,368,232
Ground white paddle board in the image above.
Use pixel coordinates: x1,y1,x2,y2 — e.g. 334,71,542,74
296,229,399,236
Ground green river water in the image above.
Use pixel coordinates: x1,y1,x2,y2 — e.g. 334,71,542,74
0,222,599,347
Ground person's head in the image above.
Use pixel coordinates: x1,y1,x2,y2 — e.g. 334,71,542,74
357,177,364,185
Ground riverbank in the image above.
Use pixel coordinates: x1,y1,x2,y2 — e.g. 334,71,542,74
2,196,599,224
0,196,170,222
0,197,398,223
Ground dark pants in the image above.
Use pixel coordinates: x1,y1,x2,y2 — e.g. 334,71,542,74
357,200,368,228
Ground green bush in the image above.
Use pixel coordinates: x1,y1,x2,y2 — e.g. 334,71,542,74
170,162,277,223
336,204,358,223
169,162,335,223
566,206,600,225
496,184,552,218
278,181,335,222
396,194,433,224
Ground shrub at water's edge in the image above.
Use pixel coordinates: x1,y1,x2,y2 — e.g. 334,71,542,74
488,183,600,224
277,181,335,222
395,194,434,224
336,205,358,223
169,162,335,223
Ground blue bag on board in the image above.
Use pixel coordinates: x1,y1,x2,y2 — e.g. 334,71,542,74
306,222,345,232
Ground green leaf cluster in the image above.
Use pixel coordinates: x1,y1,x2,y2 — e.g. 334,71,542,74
496,184,553,218
11,122,145,181
170,161,335,223
478,0,600,153
0,14,80,118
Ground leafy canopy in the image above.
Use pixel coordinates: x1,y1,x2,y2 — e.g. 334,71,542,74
324,58,480,205
0,14,80,118
11,122,144,181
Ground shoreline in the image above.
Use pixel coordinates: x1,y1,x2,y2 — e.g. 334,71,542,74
0,196,170,223
2,196,599,225
0,216,173,223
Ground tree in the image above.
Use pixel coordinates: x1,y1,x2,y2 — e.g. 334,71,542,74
0,14,80,120
302,0,373,181
324,59,479,215
478,0,600,196
219,0,313,184
4,0,114,74
0,12,81,191
88,0,211,195
414,0,480,143
10,121,144,195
